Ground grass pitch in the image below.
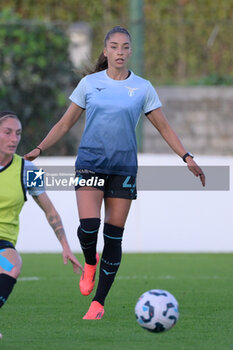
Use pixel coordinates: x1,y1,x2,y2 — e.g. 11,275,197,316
1,253,233,350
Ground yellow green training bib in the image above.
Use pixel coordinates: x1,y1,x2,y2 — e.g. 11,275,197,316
0,154,26,245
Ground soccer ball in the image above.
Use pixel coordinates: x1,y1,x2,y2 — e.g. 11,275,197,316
135,289,179,332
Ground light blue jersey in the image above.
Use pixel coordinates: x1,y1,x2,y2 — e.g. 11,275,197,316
69,70,162,176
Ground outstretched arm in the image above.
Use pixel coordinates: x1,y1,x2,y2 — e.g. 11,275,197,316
24,102,84,161
32,192,83,274
146,108,205,186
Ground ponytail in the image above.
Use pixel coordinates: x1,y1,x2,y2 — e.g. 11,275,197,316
82,52,108,75
93,52,108,73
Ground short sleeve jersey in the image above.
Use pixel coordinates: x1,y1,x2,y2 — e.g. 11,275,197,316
69,70,162,176
23,160,45,196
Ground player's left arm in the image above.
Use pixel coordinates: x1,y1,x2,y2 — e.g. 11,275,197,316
32,192,83,273
146,108,205,186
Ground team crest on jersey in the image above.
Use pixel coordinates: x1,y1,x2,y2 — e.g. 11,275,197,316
125,86,139,97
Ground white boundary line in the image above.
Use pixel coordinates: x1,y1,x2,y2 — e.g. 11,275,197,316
18,276,40,282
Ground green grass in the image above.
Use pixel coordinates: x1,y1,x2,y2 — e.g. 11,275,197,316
1,253,233,350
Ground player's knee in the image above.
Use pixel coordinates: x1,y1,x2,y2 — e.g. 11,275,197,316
10,255,22,279
77,217,101,239
10,261,22,279
0,253,22,279
103,223,124,247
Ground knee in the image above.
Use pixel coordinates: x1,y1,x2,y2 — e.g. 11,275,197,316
103,223,124,246
77,218,101,238
3,255,22,279
10,256,22,279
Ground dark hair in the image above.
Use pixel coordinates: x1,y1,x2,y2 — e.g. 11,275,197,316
92,26,131,73
0,111,20,125
104,26,131,47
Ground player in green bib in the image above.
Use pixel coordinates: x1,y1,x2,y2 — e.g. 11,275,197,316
0,111,83,339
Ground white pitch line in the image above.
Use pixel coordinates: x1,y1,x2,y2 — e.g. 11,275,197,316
117,275,175,280
117,275,232,281
18,277,40,282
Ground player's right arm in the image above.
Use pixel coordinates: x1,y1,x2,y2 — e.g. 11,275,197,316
24,102,83,161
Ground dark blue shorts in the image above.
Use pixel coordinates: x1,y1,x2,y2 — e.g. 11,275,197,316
75,169,137,200
0,240,15,250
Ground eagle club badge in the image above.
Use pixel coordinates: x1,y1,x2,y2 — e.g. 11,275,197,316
125,86,139,96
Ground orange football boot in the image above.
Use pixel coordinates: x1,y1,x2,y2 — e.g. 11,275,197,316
83,301,104,320
79,253,99,296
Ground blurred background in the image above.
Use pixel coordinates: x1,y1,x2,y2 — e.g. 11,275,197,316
1,0,233,156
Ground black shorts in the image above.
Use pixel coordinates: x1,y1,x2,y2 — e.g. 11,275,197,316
0,240,15,250
75,169,137,200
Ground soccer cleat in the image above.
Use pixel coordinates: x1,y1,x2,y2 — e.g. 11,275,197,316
79,253,100,296
83,301,104,320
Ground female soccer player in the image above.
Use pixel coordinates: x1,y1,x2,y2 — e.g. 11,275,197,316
25,26,205,320
0,111,83,337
